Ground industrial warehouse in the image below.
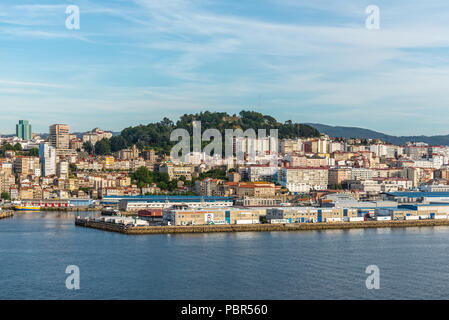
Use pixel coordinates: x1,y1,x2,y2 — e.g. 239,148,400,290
73,192,449,233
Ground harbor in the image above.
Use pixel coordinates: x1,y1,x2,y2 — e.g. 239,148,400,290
75,216,449,235
6,210,449,299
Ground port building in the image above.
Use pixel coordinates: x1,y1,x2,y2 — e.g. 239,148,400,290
163,207,266,226
109,195,234,211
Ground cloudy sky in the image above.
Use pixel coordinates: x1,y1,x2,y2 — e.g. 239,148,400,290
1,0,449,135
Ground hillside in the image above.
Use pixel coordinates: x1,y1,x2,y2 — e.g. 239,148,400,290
307,123,449,146
113,111,320,154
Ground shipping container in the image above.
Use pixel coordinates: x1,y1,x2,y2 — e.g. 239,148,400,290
270,219,289,224
236,220,259,225
134,219,149,226
375,216,391,221
434,215,448,220
210,220,228,225
326,218,342,222
405,216,419,220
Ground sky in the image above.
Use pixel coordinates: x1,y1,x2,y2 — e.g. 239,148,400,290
1,0,449,135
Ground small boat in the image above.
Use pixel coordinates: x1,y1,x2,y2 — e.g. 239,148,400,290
101,207,121,216
13,205,41,211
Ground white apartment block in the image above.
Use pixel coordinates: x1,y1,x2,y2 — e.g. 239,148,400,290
350,168,374,181
248,165,278,182
280,167,328,193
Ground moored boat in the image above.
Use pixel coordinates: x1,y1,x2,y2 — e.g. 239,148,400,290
13,205,41,211
101,207,121,216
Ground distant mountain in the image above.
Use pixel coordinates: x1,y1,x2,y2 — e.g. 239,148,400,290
307,123,449,146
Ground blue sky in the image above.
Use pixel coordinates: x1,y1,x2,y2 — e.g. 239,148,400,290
1,0,449,135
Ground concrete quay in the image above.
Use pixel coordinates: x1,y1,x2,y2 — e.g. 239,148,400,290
75,217,449,235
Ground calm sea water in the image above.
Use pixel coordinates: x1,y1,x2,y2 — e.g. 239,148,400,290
1,211,449,300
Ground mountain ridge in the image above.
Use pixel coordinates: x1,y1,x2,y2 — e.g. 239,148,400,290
307,123,449,146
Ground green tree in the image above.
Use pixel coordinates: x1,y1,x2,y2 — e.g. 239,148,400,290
94,139,111,155
83,141,94,155
2,143,14,151
157,181,168,190
114,110,320,155
110,136,128,152
136,141,145,151
131,166,154,186
69,163,77,173
158,172,170,184
198,168,227,180
28,148,39,157
1,192,10,200
13,143,22,151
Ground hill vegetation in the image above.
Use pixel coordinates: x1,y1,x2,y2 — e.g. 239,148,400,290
307,123,449,146
100,110,320,154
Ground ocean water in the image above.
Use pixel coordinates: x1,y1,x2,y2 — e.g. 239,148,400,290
1,211,449,300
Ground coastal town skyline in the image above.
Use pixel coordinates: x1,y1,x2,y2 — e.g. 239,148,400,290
3,107,449,301
5,0,449,305
3,114,449,140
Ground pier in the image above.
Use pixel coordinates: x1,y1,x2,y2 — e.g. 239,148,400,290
75,217,449,235
0,211,14,220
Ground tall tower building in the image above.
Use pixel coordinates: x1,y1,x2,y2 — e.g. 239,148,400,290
39,143,56,176
16,120,32,140
49,124,70,149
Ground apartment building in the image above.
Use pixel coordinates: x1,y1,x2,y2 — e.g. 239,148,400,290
248,165,278,182
14,156,40,176
159,163,194,181
280,139,303,154
280,167,329,193
195,178,223,196
328,167,352,186
351,168,374,181
49,124,70,149
236,182,277,198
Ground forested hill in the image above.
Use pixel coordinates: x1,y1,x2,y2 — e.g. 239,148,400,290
106,111,320,154
307,123,449,146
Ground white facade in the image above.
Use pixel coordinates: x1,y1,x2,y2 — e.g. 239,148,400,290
351,168,373,180
39,143,56,176
248,165,278,182
419,184,449,192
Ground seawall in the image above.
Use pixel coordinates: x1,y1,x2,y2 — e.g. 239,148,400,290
0,211,14,220
75,218,449,235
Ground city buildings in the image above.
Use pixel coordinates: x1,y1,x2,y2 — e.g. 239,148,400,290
4,118,449,219
39,143,56,176
82,128,113,145
14,156,40,176
163,207,266,226
117,195,234,211
280,167,329,193
16,120,32,140
49,124,70,149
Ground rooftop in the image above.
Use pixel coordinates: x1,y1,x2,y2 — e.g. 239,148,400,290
387,192,449,198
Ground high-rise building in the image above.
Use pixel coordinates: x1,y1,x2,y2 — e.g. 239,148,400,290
16,120,32,140
39,143,56,176
13,157,40,176
49,124,70,149
57,161,69,179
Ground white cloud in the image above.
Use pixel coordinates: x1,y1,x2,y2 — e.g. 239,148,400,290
2,0,449,135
